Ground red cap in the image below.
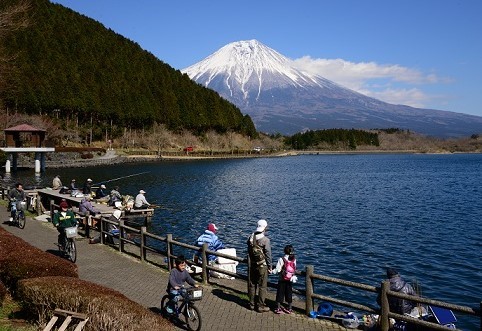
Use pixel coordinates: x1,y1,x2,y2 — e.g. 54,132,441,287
207,223,218,233
59,201,69,209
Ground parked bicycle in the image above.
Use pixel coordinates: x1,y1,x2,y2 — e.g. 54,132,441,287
161,286,202,331
10,199,26,229
58,226,77,263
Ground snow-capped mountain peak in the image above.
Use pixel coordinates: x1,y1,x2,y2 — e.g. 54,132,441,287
182,39,328,102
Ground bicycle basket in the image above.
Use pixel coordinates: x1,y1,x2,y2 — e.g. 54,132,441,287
186,287,203,301
17,201,27,211
65,226,78,238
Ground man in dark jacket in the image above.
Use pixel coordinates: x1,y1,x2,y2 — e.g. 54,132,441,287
8,183,27,221
247,219,272,313
378,268,416,315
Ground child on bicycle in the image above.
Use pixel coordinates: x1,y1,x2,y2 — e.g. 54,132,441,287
271,244,297,314
166,255,198,314
52,201,77,249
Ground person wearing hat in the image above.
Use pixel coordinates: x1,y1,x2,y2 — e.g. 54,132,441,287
134,189,151,209
52,200,77,249
195,223,226,262
82,178,93,195
90,209,123,244
95,184,109,202
247,219,272,313
52,175,62,190
79,194,100,217
108,186,123,206
377,267,417,315
69,179,77,191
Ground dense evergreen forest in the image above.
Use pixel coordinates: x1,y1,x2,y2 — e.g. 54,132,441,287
0,0,257,139
285,129,380,149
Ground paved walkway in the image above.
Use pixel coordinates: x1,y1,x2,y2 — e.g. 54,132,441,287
0,207,347,331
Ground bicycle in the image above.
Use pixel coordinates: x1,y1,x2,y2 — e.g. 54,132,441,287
160,286,202,331
10,200,26,229
58,226,77,263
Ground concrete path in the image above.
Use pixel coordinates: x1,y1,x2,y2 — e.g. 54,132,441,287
0,207,348,331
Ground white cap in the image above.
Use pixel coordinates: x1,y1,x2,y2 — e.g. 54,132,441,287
139,190,146,194
113,210,122,219
87,178,92,182
100,184,106,189
256,219,268,232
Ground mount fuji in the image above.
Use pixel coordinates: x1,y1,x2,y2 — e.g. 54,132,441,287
182,40,482,137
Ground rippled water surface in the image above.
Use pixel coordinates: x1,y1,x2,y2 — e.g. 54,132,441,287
5,154,481,329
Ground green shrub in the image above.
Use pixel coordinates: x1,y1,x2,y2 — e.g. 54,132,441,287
18,277,171,331
0,228,78,294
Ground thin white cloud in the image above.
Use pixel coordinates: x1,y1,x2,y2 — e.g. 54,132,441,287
292,56,450,108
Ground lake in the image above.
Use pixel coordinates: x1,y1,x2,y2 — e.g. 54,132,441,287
3,153,481,329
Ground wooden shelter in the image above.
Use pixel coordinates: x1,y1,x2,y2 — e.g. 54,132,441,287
4,123,47,148
1,124,55,173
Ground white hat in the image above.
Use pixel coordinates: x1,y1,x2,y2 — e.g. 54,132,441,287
87,178,92,182
100,184,106,189
113,210,122,219
139,190,146,194
256,219,268,232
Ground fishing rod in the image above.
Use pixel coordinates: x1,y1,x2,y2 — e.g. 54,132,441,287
93,171,150,186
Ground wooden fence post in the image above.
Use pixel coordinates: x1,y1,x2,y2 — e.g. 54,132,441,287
306,265,314,315
380,280,390,331
50,199,55,220
35,193,41,216
201,243,208,285
119,220,125,253
140,226,146,261
100,217,105,244
166,234,173,270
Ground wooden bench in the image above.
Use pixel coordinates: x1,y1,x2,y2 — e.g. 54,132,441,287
43,308,88,331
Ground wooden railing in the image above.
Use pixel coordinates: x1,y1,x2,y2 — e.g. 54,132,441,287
95,217,481,330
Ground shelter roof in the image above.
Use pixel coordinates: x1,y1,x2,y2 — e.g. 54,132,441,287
4,124,46,132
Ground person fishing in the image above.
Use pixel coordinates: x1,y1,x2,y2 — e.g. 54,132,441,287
134,189,151,209
108,186,122,206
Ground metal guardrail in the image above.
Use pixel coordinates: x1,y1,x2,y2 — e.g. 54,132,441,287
94,218,481,330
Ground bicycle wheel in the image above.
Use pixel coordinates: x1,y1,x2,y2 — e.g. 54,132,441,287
67,239,77,263
184,304,201,331
160,295,170,317
17,212,26,229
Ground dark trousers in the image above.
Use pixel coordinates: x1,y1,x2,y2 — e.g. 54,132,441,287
57,227,66,248
248,264,268,308
276,279,293,304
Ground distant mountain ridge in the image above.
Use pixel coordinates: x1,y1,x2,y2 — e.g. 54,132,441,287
183,40,482,137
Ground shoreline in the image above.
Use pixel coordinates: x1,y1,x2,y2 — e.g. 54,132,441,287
12,149,481,170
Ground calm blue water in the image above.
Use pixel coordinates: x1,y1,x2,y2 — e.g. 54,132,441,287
4,154,481,329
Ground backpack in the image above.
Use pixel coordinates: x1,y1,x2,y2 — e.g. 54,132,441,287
249,233,266,266
282,257,296,281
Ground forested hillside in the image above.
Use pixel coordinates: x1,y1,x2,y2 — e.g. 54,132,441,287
0,0,256,139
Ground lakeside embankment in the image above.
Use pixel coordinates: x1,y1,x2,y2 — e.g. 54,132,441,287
12,148,481,170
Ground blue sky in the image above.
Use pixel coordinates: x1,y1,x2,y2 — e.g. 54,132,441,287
50,0,482,117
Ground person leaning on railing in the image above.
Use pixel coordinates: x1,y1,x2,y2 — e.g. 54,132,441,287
377,267,417,315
